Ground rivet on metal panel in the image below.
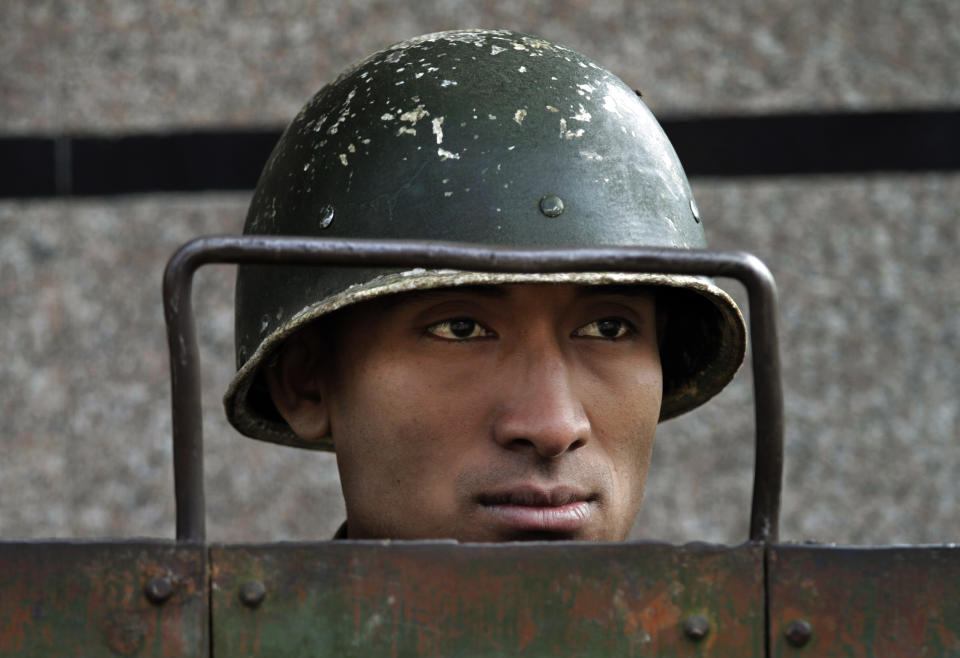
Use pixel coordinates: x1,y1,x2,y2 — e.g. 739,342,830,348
784,619,812,647
683,614,711,641
539,195,564,217
144,576,174,604
239,580,267,608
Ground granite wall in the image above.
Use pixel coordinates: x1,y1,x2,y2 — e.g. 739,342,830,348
2,0,958,544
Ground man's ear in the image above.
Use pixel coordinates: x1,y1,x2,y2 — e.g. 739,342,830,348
264,331,331,442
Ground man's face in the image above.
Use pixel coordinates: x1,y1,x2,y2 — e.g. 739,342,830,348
291,283,662,542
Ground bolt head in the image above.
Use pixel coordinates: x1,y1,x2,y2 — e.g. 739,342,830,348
784,618,812,647
683,614,711,641
539,195,564,218
239,580,267,608
144,576,174,605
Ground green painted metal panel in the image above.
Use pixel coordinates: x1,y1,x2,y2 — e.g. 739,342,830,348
211,541,764,657
768,544,960,657
0,541,207,657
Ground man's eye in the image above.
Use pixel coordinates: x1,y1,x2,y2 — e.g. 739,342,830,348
574,317,633,339
426,318,492,340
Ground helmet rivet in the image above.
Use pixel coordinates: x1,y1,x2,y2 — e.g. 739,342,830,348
539,195,565,218
318,204,335,229
689,198,701,223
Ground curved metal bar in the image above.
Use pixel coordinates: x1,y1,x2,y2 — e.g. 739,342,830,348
162,244,206,542
163,236,783,543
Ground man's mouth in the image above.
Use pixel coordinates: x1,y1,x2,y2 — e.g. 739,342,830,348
476,486,597,536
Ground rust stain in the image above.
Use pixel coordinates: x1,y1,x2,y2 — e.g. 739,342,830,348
1,543,205,657
770,545,960,657
515,603,537,649
0,593,31,652
210,543,763,655
103,613,147,656
633,588,682,637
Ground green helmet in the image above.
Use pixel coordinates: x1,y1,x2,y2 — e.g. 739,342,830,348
225,29,746,450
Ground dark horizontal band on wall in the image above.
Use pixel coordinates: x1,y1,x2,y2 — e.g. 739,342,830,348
2,109,958,198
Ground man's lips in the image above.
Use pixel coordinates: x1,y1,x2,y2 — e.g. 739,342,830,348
476,486,597,534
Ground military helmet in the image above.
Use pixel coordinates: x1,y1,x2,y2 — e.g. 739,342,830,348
224,29,746,450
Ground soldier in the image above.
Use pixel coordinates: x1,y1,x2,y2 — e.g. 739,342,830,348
224,29,746,542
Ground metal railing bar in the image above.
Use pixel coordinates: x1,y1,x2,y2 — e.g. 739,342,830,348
164,236,783,543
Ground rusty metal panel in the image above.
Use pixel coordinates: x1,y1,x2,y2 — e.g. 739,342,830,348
211,541,763,657
0,541,207,657
768,544,960,656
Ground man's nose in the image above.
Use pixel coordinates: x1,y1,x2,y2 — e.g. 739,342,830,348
491,338,591,458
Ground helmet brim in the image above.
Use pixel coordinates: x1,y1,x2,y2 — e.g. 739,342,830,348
223,269,746,450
